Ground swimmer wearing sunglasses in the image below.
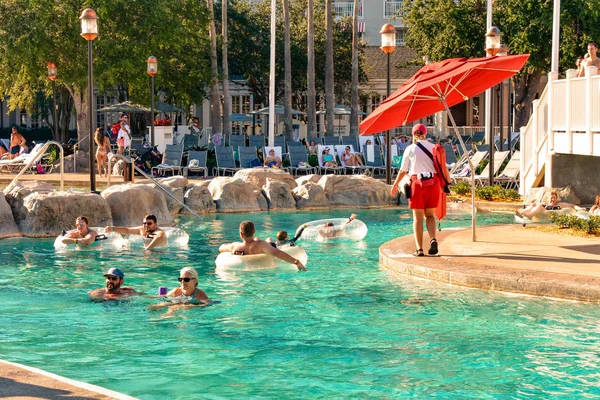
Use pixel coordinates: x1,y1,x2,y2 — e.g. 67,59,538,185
106,214,167,250
149,267,211,310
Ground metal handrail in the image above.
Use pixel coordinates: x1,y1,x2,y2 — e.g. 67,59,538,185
106,154,202,220
5,141,64,192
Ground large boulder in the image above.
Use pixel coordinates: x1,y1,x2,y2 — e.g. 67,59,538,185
101,183,174,226
318,175,395,207
184,181,216,213
4,181,56,222
295,174,321,186
10,191,111,237
208,177,265,212
523,186,581,205
263,179,295,210
293,181,329,209
154,176,188,214
0,193,20,238
235,168,297,190
56,150,90,173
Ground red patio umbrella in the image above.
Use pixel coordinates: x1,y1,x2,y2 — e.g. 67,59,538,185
361,54,530,241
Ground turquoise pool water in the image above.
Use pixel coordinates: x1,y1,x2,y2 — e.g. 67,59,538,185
1,209,600,399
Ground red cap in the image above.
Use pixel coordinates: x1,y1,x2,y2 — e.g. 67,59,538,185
412,124,427,136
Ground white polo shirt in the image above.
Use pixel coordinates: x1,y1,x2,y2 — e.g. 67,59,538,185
400,140,436,175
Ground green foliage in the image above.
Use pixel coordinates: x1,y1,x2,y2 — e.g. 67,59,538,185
308,154,318,167
552,214,600,234
452,181,521,201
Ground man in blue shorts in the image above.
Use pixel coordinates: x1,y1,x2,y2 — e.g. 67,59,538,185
9,126,26,160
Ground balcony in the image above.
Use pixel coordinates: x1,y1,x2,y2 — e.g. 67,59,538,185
333,0,363,19
384,0,404,19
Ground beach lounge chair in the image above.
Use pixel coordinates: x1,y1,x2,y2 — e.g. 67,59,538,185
363,144,387,176
238,146,259,168
334,145,368,174
474,144,489,153
307,136,322,145
182,134,199,152
494,151,521,190
382,143,400,175
228,134,246,149
263,146,287,171
323,136,340,146
274,136,286,149
0,143,47,173
359,136,377,154
183,150,208,178
475,150,510,186
443,144,458,168
451,150,488,183
317,144,345,175
288,146,317,176
471,131,485,144
213,146,241,176
151,144,183,176
341,136,360,151
249,135,265,149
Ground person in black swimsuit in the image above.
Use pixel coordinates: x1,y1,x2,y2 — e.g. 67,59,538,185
515,190,586,219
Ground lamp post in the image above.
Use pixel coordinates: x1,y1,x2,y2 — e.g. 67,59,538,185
484,26,502,186
380,23,396,185
80,8,98,193
147,56,158,146
47,63,59,141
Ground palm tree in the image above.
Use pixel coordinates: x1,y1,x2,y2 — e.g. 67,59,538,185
349,0,360,137
325,0,335,137
207,0,221,135
282,0,293,141
306,0,316,137
222,0,231,136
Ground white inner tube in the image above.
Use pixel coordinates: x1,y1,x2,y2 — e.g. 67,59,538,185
298,218,368,242
126,227,189,249
54,227,125,250
514,207,579,225
215,245,308,271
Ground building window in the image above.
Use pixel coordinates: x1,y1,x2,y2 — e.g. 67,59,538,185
384,0,404,20
333,0,363,19
396,28,406,47
241,95,251,114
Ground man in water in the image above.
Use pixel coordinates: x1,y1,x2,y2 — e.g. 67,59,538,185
219,221,307,271
61,216,98,246
318,214,357,240
89,268,140,301
106,214,167,250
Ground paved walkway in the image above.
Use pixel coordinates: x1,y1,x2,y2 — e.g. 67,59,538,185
380,225,600,301
0,360,137,399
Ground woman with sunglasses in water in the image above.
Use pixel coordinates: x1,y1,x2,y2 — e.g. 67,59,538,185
150,267,211,309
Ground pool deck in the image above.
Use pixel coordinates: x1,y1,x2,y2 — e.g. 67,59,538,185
0,360,138,399
380,224,600,301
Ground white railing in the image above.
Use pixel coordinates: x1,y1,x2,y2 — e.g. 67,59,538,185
384,0,404,19
520,66,600,196
333,0,363,19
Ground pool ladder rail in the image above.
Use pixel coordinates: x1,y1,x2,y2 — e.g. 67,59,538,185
5,141,64,193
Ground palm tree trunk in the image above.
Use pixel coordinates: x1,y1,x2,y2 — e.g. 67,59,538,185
325,0,335,137
307,0,316,138
350,0,360,137
208,0,221,135
282,0,293,141
222,0,231,136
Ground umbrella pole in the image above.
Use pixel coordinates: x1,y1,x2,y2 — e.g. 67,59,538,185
440,95,477,242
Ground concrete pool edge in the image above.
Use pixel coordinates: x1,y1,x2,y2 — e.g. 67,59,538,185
379,225,600,302
0,359,138,400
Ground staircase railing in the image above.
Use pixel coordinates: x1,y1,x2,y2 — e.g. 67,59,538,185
5,141,64,193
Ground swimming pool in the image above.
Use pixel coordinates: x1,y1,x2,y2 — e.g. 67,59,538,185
1,209,599,399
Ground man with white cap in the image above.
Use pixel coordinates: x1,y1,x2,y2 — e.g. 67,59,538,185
89,268,140,301
391,124,441,257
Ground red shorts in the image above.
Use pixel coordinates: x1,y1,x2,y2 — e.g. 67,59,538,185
408,175,441,210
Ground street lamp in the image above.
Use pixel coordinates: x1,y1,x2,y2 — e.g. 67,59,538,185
80,8,98,193
484,26,502,186
47,62,59,141
147,56,158,147
380,23,396,185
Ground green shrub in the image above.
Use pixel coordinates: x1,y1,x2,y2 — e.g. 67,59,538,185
308,154,318,167
451,181,522,202
551,214,600,234
453,180,471,195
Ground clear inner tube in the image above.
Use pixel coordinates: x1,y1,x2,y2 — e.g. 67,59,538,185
54,228,125,250
215,245,308,271
298,218,368,242
514,207,581,224
126,227,189,249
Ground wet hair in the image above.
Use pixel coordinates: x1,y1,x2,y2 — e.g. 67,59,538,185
144,214,157,223
180,266,198,281
77,216,90,225
276,230,289,241
325,222,334,227
239,221,255,238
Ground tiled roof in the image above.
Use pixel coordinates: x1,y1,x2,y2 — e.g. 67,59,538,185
362,46,422,81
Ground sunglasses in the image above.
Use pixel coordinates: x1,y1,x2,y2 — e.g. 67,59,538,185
142,221,154,225
105,276,120,281
178,277,196,283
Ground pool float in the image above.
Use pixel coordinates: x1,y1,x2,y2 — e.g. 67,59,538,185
126,227,189,249
54,228,125,250
215,245,308,271
297,218,368,242
514,207,578,226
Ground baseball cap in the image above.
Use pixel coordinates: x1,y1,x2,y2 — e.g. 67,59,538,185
412,124,427,136
104,268,124,279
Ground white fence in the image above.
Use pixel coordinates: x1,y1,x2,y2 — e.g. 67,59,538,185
520,67,600,195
